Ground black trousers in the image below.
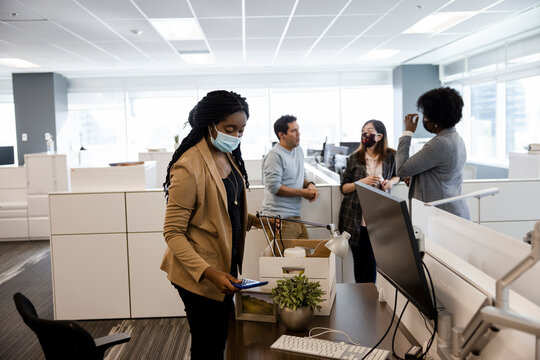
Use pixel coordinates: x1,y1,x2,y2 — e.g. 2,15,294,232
350,226,377,283
173,284,233,360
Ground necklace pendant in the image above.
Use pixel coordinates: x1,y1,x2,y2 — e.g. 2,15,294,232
234,200,238,206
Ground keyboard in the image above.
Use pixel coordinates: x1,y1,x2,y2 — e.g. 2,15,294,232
270,334,390,360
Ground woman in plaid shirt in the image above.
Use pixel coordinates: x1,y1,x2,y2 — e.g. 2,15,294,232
338,120,400,283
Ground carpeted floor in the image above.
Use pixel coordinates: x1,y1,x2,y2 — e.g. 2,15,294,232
0,240,191,360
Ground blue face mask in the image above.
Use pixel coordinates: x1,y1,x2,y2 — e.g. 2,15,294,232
210,124,241,153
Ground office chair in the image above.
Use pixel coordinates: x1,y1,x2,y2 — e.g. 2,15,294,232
13,292,131,360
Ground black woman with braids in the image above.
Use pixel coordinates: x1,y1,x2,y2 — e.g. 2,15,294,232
160,90,269,359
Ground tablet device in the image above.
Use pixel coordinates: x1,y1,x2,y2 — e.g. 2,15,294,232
232,278,269,289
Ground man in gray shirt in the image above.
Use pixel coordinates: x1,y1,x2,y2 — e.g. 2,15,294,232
262,115,319,239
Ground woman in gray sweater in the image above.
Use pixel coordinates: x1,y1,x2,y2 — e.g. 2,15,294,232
396,87,471,220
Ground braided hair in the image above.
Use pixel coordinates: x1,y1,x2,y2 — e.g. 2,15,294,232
163,90,250,199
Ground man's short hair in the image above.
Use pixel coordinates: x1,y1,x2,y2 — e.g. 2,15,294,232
274,115,297,139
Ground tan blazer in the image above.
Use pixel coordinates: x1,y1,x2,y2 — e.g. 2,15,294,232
161,137,256,302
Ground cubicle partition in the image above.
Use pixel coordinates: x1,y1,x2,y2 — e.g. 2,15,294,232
376,199,540,359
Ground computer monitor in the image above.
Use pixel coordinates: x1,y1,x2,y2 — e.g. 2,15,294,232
355,182,437,320
339,142,360,155
0,146,15,165
323,144,348,171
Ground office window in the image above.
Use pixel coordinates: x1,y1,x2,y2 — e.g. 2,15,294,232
66,92,126,166
231,88,270,160
506,75,540,153
126,90,198,159
340,86,394,147
0,96,17,166
468,82,498,163
270,87,340,153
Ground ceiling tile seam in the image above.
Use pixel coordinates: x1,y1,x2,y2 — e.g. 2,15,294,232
331,0,411,60
301,0,353,62
51,43,102,66
72,0,160,65
426,0,505,39
402,0,513,64
272,0,299,64
242,0,246,63
186,0,215,59
13,0,130,65
0,20,98,66
130,0,186,64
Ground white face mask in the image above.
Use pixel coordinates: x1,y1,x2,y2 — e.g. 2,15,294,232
210,124,241,153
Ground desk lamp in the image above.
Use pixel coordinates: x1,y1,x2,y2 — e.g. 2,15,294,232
256,212,350,258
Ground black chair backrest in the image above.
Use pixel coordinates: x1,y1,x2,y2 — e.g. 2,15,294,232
13,292,100,360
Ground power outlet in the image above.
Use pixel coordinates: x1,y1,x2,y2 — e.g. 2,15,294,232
22,133,28,141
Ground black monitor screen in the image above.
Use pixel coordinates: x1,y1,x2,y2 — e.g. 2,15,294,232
355,182,436,319
0,146,15,165
339,142,360,155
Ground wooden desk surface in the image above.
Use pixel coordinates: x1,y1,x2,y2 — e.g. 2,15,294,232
227,283,416,360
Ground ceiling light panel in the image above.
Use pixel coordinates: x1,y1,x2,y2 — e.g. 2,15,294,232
190,0,241,17
197,18,241,39
150,18,205,40
286,16,335,37
169,40,208,52
131,0,192,18
245,0,296,16
179,52,215,65
324,14,381,37
447,12,512,34
364,12,427,36
245,17,288,38
486,0,540,12
402,12,477,34
294,0,350,16
0,57,41,68
440,0,505,12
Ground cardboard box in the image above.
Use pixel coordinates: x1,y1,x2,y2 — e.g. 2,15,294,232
259,239,336,316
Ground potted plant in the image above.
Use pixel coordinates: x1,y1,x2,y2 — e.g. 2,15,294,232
271,274,326,331
174,135,180,150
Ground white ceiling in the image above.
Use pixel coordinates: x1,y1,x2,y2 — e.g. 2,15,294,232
0,0,539,78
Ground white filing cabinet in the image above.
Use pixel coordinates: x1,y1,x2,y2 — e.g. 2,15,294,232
0,166,28,240
509,152,540,179
70,162,157,192
50,192,130,320
126,191,185,317
25,153,69,239
138,152,173,190
50,190,185,320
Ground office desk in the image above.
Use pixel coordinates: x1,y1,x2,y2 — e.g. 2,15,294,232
227,283,416,359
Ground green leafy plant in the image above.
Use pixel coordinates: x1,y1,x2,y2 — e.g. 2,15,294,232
271,274,326,312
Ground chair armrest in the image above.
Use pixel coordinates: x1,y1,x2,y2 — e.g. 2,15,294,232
94,333,131,349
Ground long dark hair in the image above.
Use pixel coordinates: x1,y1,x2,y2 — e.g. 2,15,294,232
163,90,250,198
353,119,393,165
